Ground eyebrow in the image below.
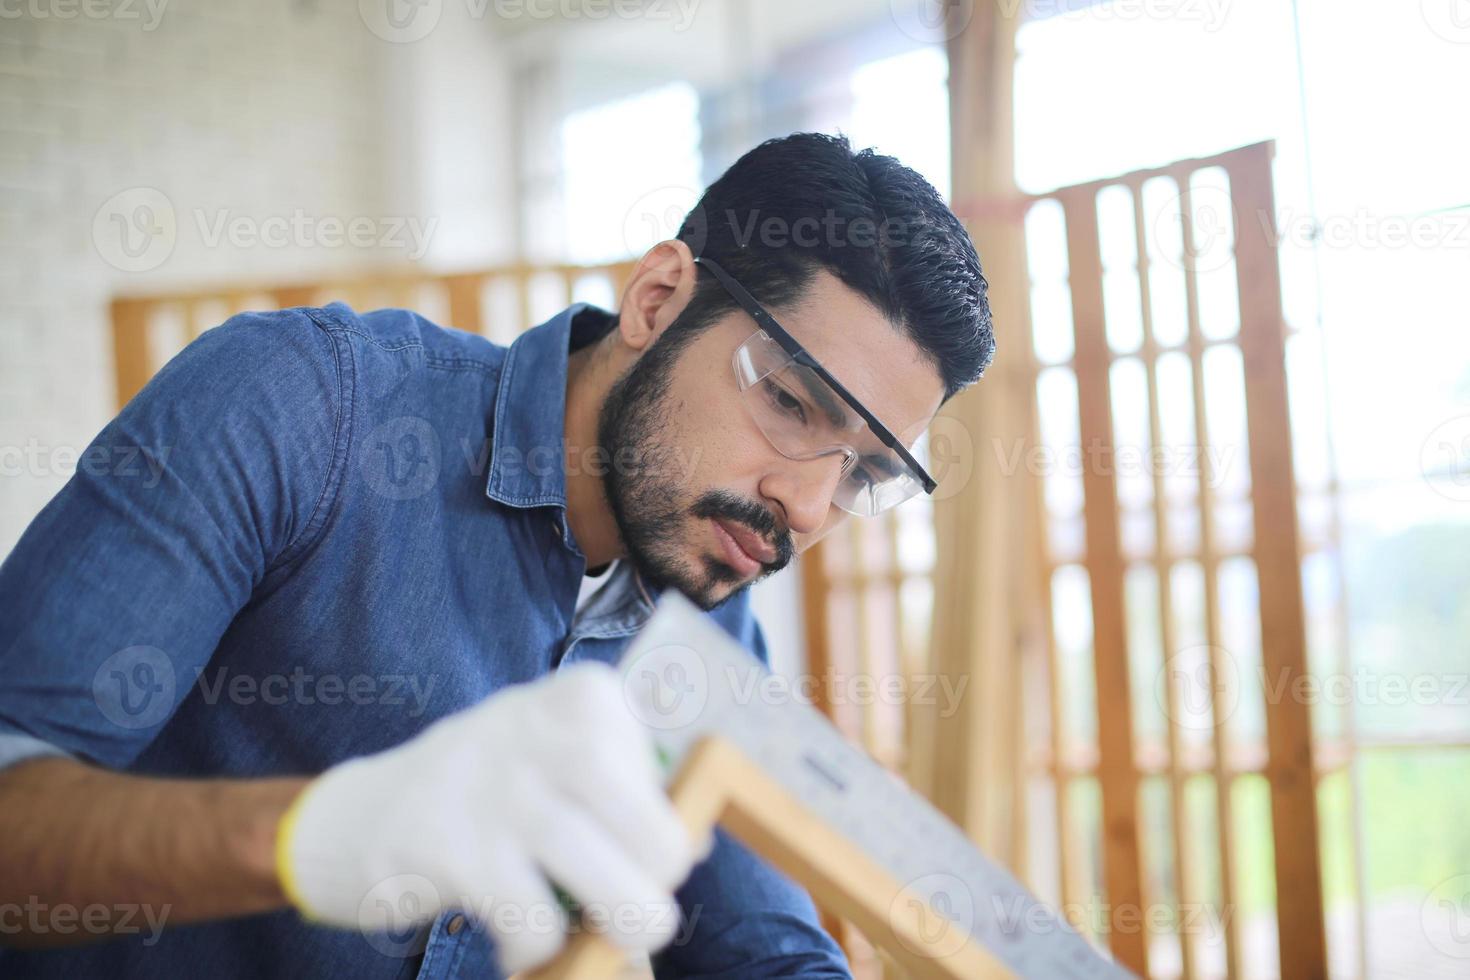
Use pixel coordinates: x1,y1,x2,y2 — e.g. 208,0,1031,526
786,365,909,476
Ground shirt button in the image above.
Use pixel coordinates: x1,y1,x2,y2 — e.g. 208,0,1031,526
446,914,466,935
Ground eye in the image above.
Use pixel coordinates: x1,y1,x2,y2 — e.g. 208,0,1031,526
768,384,808,424
852,455,898,487
849,460,880,488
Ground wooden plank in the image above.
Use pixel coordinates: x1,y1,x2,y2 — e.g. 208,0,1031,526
1177,165,1242,980
885,513,915,783
849,521,883,759
797,544,850,952
1035,462,1078,915
1226,141,1328,980
1059,186,1148,975
799,545,836,723
528,737,1002,980
927,0,1031,872
444,273,484,335
270,286,317,310
109,298,154,411
518,269,535,337
1016,282,1076,914
1134,179,1197,980
609,261,636,308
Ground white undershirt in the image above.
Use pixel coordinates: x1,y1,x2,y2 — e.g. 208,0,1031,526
575,559,617,613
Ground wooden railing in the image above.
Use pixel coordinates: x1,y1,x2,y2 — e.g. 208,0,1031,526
1020,141,1325,978
109,262,637,410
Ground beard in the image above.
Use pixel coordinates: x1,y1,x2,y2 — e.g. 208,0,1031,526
595,323,795,611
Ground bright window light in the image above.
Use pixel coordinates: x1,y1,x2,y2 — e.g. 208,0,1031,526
560,82,702,265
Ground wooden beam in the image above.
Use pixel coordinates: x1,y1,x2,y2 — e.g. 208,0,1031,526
109,297,153,411
1177,164,1242,980
796,545,851,951
444,273,484,335
927,0,1031,865
1135,177,1197,980
270,286,317,310
1227,141,1328,980
1059,186,1148,975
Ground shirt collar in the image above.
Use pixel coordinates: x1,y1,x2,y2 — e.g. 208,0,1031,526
485,303,613,510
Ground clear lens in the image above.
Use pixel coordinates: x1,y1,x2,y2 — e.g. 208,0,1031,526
733,331,925,516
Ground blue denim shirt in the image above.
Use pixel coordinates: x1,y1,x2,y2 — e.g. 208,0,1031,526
0,302,850,979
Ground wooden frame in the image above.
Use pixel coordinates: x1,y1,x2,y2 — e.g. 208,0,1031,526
796,141,1332,979
524,736,1002,980
1020,142,1325,978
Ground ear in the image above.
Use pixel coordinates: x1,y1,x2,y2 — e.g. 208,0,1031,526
616,239,697,353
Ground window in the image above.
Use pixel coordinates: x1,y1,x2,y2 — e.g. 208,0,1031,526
560,82,702,265
847,45,951,201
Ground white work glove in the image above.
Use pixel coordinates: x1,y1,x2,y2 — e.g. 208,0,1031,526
275,662,706,974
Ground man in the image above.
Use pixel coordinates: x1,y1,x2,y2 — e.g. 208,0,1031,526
0,132,994,978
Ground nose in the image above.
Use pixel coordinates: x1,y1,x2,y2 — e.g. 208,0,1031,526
760,450,847,536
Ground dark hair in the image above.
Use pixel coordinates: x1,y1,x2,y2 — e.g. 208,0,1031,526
673,132,994,401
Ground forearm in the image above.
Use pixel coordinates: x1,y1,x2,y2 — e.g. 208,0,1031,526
0,756,307,949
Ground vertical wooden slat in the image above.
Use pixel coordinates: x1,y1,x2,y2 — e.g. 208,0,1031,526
560,269,576,311
1135,179,1197,980
1178,165,1243,980
848,520,884,761
1032,425,1078,916
271,286,317,310
444,273,484,335
884,513,912,778
797,542,860,967
179,300,199,342
387,281,417,310
1227,142,1328,980
610,260,636,308
799,545,835,722
517,266,534,336
1060,186,1148,975
110,298,153,411
1018,246,1078,915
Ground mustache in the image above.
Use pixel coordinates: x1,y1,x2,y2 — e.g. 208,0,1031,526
691,489,795,572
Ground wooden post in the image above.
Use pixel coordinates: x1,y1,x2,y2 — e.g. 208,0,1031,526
1228,141,1327,980
1060,187,1148,976
110,297,153,410
927,0,1032,868
271,286,317,309
445,274,485,335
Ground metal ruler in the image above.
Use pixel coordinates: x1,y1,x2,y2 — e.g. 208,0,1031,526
617,591,1134,980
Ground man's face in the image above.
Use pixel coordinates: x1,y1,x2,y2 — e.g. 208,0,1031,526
598,269,945,611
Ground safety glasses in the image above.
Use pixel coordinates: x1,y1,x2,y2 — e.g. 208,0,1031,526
695,256,937,517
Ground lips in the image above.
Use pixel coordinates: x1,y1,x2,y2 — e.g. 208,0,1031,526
713,518,776,566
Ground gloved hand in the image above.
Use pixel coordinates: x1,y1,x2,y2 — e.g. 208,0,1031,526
275,662,705,974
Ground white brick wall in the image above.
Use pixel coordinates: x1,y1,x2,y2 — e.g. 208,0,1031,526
0,0,516,554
